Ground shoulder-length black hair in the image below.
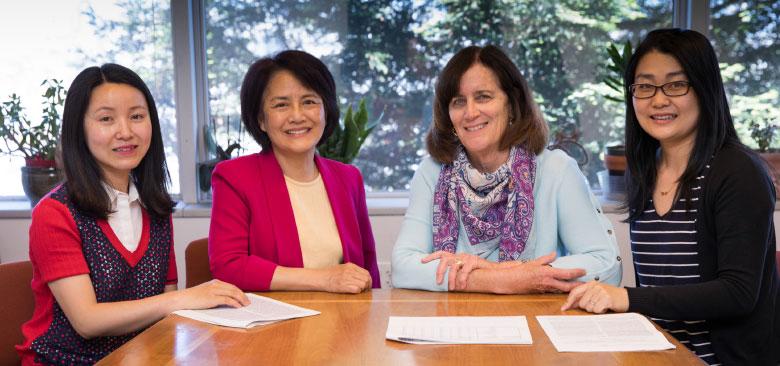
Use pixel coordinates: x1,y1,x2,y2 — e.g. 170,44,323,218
623,28,744,221
61,63,174,219
427,45,548,164
240,50,338,151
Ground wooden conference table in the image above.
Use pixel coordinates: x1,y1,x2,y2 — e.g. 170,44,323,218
98,289,701,365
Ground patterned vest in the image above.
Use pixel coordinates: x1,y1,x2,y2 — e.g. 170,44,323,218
30,186,172,365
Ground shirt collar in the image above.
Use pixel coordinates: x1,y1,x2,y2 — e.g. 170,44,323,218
102,180,140,209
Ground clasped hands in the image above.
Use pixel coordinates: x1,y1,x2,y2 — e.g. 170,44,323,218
321,262,373,294
421,251,585,294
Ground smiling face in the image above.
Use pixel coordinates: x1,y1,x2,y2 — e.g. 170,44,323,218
260,70,326,158
448,63,511,172
84,82,152,191
632,51,700,149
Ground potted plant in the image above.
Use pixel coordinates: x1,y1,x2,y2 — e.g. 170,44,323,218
598,41,632,198
748,116,780,196
602,40,632,172
197,99,381,198
318,99,383,164
0,80,66,205
198,116,242,193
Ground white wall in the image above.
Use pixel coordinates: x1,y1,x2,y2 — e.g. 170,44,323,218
2,211,778,289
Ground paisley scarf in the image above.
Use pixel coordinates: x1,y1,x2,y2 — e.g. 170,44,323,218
432,145,536,261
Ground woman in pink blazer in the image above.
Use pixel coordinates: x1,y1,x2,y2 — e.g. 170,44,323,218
209,50,380,293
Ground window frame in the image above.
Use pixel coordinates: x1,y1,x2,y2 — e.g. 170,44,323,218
0,0,710,204
171,0,709,204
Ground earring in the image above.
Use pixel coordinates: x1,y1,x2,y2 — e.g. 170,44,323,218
452,128,458,136
509,116,515,126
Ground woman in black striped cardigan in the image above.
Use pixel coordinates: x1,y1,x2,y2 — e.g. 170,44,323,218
562,28,779,365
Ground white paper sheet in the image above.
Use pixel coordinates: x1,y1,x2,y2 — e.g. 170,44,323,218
537,313,676,352
386,316,532,344
173,293,320,328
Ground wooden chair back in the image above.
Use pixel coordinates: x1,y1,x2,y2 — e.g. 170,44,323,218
185,238,213,288
0,261,35,365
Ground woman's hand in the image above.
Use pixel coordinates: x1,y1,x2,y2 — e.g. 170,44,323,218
49,276,250,339
501,252,586,294
173,279,250,311
422,251,496,290
321,263,373,294
561,280,628,313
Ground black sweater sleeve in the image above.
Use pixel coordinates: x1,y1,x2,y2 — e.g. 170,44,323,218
627,148,776,320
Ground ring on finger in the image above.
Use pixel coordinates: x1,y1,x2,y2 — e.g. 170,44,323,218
455,260,463,267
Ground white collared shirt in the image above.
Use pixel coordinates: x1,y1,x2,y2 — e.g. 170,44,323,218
103,181,143,252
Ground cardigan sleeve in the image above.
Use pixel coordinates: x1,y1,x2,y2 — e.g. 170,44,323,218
209,163,278,291
627,149,776,319
391,158,449,291
547,153,622,285
352,168,382,288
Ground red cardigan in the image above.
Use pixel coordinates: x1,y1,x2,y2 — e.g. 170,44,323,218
208,151,380,291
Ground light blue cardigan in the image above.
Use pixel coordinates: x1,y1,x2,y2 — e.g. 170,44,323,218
391,149,622,291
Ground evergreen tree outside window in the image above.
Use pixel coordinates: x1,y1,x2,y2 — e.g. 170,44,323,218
710,0,780,149
201,0,673,192
2,1,778,198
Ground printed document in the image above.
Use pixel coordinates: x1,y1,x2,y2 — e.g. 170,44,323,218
386,316,532,344
173,293,320,328
537,313,675,352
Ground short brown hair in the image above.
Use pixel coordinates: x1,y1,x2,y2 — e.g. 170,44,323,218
426,45,548,164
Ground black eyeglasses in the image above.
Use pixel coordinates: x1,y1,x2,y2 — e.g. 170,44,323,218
629,81,691,99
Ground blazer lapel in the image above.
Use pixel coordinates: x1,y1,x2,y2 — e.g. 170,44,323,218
258,152,304,267
316,156,359,264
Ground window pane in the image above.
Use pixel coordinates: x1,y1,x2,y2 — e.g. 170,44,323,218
710,0,780,150
203,0,672,192
0,0,178,197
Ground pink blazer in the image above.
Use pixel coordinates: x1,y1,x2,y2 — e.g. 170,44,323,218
208,151,380,291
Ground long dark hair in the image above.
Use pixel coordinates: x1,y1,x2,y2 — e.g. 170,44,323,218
240,50,338,151
427,45,548,164
623,28,745,221
61,63,174,219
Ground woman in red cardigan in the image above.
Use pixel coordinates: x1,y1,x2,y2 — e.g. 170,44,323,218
209,50,381,293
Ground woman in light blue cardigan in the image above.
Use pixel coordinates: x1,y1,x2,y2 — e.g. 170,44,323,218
392,45,621,293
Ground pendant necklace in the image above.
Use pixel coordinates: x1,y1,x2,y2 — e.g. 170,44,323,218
659,182,677,196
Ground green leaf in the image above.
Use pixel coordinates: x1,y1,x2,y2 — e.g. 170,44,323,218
607,44,620,59
622,41,633,63
355,99,368,132
328,106,347,159
344,107,359,159
366,105,384,131
604,77,622,91
317,98,383,163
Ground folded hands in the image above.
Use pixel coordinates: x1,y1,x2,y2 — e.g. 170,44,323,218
421,251,585,294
